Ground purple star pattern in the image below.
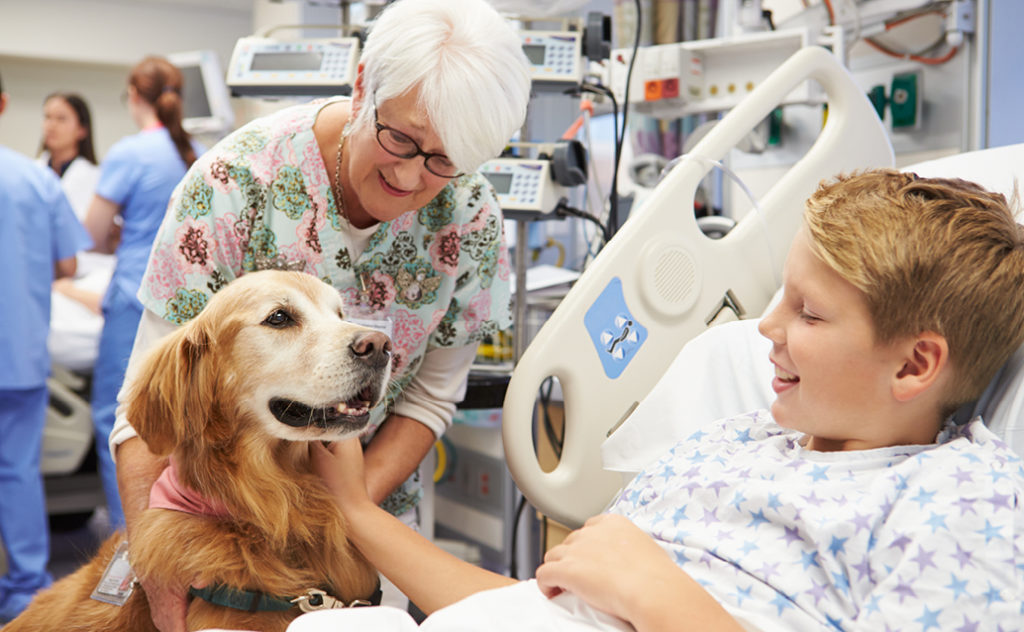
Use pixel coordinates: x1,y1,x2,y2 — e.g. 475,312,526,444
609,411,1024,630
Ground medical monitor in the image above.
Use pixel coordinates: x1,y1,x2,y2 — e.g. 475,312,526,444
167,50,235,136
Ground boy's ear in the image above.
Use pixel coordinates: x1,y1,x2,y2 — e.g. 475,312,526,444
892,332,949,402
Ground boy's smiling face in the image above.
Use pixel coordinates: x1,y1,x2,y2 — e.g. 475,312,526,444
757,228,912,451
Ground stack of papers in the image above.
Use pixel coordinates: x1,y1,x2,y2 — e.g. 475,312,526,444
509,264,581,294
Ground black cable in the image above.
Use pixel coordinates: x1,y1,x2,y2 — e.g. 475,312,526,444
566,82,618,259
579,82,619,129
607,0,642,237
511,377,563,577
555,198,612,244
539,377,562,460
508,494,529,579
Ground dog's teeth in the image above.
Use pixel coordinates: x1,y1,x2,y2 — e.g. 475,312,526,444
333,401,367,415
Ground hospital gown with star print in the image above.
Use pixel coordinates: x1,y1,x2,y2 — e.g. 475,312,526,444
609,410,1023,632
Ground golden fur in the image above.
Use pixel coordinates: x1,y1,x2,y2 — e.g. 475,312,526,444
7,270,391,631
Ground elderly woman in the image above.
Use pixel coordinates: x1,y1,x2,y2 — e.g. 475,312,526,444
110,0,530,629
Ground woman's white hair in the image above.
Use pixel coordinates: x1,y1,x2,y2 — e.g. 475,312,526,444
356,0,531,173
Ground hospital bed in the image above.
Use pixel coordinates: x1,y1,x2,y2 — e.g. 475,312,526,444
283,44,1024,632
501,45,1024,530
503,45,893,529
42,253,113,518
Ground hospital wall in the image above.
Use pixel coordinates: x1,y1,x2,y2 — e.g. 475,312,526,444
724,0,1024,220
0,0,255,159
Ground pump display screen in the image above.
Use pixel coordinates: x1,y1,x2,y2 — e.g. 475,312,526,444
483,172,514,194
522,44,546,65
250,52,324,71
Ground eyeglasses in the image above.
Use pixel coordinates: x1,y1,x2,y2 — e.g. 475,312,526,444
373,108,462,179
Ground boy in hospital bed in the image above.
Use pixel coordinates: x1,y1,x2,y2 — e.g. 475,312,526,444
310,169,1024,631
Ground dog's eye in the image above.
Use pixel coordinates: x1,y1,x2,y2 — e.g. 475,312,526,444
262,309,295,328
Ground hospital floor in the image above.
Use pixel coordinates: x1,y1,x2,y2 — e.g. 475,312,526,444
0,509,110,628
47,506,112,579
0,512,110,583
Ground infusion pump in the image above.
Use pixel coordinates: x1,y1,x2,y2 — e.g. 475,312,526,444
480,159,562,217
227,36,359,98
520,30,584,87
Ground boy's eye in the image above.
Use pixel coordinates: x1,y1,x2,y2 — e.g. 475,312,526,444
799,309,821,323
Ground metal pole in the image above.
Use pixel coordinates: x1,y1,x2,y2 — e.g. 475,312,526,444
514,219,530,363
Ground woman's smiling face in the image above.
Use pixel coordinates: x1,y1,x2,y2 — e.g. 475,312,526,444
343,87,455,227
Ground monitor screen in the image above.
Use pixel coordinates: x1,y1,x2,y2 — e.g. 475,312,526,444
250,51,325,72
483,172,514,194
179,64,213,119
522,44,546,66
167,50,234,136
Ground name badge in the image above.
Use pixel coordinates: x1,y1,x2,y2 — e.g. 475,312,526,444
91,540,137,606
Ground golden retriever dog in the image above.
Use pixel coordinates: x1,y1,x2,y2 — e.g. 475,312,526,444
7,270,391,632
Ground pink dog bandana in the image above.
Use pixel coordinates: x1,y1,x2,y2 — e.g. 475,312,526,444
149,458,229,518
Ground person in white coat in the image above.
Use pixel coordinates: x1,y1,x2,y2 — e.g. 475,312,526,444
38,92,113,372
37,92,100,221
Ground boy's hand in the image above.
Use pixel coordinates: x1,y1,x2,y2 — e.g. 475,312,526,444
310,437,373,513
537,514,744,631
535,514,681,624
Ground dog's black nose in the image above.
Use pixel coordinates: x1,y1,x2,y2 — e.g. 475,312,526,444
350,331,392,367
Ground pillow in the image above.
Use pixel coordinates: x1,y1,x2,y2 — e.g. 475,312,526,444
907,143,1024,456
601,317,774,473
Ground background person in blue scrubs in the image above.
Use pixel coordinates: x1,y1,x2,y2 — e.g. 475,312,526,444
0,69,92,623
81,56,203,531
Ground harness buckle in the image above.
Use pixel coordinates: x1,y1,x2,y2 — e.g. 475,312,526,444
291,588,370,612
291,588,338,613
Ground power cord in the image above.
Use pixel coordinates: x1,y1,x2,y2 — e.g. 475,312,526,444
607,0,642,237
539,377,563,460
508,494,529,579
509,377,565,578
554,197,612,245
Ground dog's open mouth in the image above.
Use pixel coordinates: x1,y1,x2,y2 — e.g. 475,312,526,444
269,385,379,429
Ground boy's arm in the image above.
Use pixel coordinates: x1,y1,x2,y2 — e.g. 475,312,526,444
311,439,517,614
535,514,745,632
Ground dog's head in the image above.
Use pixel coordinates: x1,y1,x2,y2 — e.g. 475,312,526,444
127,270,393,455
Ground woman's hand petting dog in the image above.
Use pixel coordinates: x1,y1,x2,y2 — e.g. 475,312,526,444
311,438,375,516
135,574,208,632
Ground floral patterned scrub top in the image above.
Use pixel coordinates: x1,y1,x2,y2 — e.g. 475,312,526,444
138,98,513,515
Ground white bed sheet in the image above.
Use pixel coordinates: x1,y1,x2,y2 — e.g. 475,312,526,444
284,581,632,632
48,251,113,372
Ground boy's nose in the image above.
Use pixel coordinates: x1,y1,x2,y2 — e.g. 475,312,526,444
757,303,783,343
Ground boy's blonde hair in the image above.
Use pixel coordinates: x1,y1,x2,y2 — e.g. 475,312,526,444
804,169,1024,412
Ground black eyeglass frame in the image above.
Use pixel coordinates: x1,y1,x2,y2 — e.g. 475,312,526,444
372,108,463,179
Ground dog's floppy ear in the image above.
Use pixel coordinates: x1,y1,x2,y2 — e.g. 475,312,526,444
126,318,216,456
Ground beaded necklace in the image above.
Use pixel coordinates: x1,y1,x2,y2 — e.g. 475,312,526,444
332,121,371,299
333,127,347,221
